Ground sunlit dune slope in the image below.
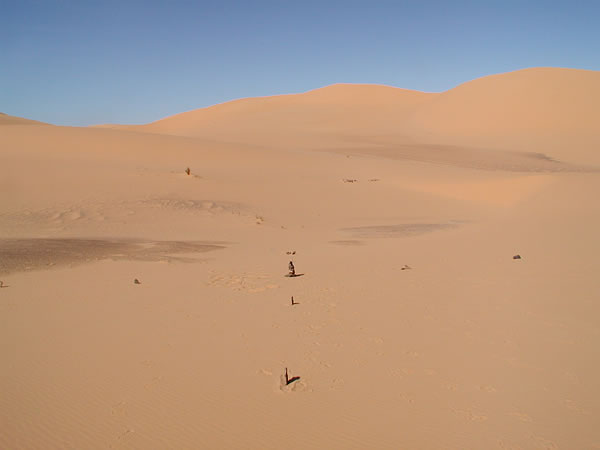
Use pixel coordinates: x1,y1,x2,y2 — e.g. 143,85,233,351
98,84,435,149
97,68,600,165
404,67,600,164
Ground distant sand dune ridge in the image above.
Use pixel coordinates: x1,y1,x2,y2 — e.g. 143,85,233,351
93,67,600,166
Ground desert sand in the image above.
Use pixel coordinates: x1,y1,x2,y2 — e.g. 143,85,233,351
1,67,599,449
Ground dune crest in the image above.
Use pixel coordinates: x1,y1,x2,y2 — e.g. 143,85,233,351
0,113,49,126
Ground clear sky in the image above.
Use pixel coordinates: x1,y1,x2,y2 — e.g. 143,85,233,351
2,0,599,126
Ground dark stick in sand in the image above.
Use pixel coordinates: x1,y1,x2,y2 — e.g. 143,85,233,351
285,367,300,385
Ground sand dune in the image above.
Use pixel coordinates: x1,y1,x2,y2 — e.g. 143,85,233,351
0,112,49,126
98,68,600,166
405,67,600,164
2,68,600,449
408,68,600,138
98,84,435,156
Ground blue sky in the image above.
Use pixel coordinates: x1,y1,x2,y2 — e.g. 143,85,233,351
2,0,599,126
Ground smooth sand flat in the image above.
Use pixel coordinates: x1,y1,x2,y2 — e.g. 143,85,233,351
1,68,599,449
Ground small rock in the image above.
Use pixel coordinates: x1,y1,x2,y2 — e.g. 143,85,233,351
513,255,522,260
134,279,141,284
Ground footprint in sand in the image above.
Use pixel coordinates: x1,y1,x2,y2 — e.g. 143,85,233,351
508,411,532,422
330,377,345,391
498,441,525,450
398,392,416,405
530,435,559,449
54,209,84,222
478,384,497,393
207,272,279,293
564,399,590,414
143,376,163,390
116,429,135,441
452,408,488,422
248,284,278,293
111,401,128,417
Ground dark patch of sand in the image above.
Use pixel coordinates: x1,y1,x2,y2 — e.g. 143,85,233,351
329,240,364,246
0,238,226,275
342,222,460,238
327,144,598,172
